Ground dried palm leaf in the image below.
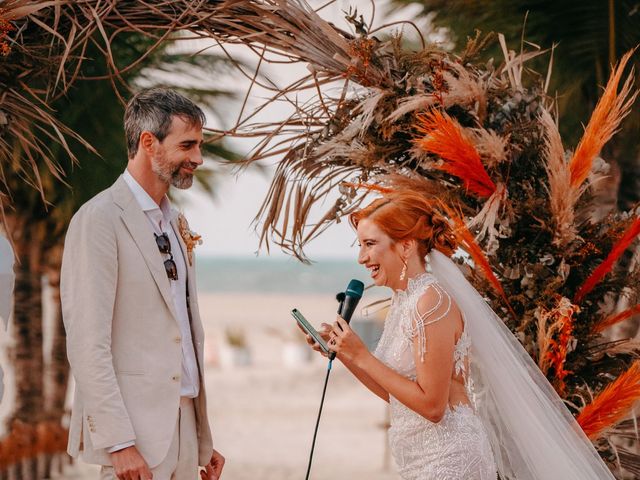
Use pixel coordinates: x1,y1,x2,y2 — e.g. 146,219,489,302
1,0,61,21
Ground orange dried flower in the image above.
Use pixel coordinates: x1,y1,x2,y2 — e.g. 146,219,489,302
442,205,516,318
340,181,393,195
593,304,640,333
537,296,579,395
414,109,497,198
575,216,640,303
569,51,637,188
577,360,640,440
344,37,377,86
0,10,14,57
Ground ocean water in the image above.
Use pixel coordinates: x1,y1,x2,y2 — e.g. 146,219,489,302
195,256,372,294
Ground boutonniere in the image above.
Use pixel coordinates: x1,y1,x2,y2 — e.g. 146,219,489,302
177,213,202,266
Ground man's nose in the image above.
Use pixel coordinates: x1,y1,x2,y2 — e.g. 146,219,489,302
192,149,204,166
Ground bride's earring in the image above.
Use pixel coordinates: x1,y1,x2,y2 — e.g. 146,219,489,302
400,259,407,281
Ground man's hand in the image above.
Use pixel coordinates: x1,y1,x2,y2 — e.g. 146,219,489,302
110,446,153,480
200,449,225,480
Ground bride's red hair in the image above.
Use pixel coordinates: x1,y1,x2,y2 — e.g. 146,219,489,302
349,182,457,259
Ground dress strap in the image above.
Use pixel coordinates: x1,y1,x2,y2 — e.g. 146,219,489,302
411,282,451,362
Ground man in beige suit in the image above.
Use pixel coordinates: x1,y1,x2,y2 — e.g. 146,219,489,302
61,88,224,480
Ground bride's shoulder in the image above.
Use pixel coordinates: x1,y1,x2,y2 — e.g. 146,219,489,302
414,280,460,325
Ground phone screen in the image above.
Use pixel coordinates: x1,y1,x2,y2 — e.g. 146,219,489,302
291,308,330,354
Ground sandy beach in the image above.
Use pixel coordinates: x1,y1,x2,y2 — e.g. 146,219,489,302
49,292,399,480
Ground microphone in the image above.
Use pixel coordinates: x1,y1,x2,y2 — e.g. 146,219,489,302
330,279,364,360
338,279,364,324
335,292,346,315
305,280,365,479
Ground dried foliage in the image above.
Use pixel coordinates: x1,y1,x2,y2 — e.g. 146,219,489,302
577,361,640,441
0,420,69,474
575,217,640,303
178,1,639,475
595,305,640,334
414,109,496,198
568,51,637,189
3,0,640,476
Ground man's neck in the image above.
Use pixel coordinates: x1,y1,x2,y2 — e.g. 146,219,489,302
126,160,169,206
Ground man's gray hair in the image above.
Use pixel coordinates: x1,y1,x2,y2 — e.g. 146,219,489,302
124,88,206,158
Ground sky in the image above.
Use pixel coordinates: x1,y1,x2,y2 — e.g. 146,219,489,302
169,0,435,259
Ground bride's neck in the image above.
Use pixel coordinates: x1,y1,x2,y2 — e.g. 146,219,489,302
391,257,426,292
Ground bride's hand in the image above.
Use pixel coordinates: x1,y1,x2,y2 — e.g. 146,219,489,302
329,316,367,364
297,322,331,356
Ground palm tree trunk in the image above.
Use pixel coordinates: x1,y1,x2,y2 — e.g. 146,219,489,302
44,243,69,423
44,242,70,478
10,225,45,421
7,218,46,478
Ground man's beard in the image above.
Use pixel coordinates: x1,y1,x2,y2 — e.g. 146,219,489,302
152,152,196,189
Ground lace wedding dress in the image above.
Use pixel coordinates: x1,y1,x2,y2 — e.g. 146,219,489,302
374,272,497,480
373,250,615,480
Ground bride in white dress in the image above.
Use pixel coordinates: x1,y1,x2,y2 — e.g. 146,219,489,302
305,182,615,480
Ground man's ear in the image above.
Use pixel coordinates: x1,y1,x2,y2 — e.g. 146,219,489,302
139,131,156,154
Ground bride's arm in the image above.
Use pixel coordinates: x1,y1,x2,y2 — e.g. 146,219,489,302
330,287,459,423
302,322,389,401
340,355,390,402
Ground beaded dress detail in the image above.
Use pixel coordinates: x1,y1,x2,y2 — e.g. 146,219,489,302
374,272,496,480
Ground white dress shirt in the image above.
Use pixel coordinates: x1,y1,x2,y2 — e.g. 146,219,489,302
110,170,200,453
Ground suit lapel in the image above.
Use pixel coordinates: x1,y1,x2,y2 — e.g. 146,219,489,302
112,176,179,323
170,212,206,371
170,213,193,282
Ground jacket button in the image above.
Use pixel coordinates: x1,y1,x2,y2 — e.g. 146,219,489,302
174,337,181,344
172,375,180,381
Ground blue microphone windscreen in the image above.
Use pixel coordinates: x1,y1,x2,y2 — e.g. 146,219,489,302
345,279,364,298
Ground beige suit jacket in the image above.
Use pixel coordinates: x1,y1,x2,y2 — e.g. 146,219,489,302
61,176,213,468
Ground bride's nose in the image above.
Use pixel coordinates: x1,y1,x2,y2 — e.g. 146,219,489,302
357,247,368,265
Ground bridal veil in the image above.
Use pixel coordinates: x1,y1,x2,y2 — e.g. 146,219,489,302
428,249,614,480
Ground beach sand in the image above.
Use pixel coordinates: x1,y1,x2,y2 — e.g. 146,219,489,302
53,292,400,480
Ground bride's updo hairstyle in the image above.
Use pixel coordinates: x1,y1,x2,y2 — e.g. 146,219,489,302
349,176,458,260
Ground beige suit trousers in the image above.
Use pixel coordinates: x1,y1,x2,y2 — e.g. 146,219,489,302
101,398,198,480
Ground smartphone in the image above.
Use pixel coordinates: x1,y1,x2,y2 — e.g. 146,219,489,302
291,308,330,354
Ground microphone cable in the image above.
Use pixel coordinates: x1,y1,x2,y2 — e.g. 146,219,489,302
304,282,361,479
305,357,333,480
